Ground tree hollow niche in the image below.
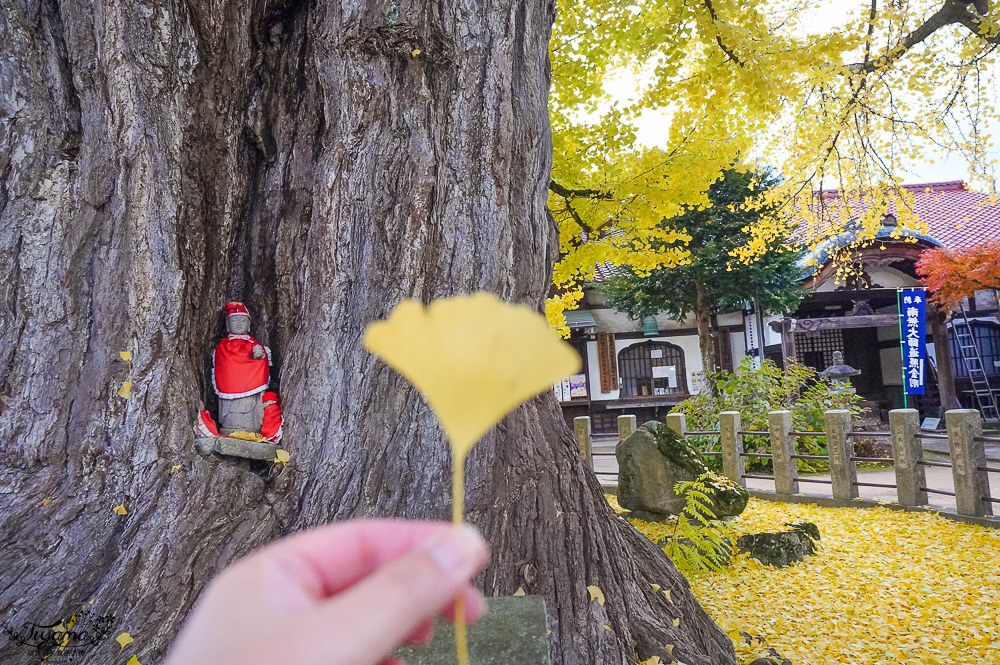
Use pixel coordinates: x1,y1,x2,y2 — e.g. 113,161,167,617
195,300,286,479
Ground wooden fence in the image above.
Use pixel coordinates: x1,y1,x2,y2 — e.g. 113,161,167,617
576,409,1000,522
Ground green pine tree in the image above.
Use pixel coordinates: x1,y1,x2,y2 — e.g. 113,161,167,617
601,167,805,387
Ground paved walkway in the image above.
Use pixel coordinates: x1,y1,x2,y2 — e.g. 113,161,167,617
591,434,1000,512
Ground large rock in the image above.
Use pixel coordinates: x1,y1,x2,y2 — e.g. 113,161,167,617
616,420,749,521
737,522,820,567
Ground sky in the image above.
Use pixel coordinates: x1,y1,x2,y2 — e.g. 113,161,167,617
603,0,999,189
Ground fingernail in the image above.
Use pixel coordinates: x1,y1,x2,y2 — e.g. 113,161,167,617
424,525,486,573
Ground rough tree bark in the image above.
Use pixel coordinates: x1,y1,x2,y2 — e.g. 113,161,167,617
0,1,735,664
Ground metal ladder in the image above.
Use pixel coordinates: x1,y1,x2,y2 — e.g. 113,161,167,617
952,307,1000,421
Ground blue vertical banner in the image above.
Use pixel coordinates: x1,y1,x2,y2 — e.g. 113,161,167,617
899,288,927,396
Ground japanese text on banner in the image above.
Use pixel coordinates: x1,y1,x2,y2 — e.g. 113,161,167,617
899,288,927,396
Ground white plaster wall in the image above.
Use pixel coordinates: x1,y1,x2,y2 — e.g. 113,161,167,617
585,287,745,333
717,311,743,326
973,289,1000,310
588,305,697,334
762,315,782,346
730,330,747,368
586,334,705,401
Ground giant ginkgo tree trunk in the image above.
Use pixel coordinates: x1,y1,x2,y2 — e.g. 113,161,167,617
0,1,735,664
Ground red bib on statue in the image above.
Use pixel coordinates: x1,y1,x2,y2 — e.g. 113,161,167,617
213,335,269,398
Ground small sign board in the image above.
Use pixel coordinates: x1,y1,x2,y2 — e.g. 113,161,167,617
921,416,941,431
652,364,678,388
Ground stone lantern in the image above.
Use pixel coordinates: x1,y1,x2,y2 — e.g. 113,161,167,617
820,350,860,394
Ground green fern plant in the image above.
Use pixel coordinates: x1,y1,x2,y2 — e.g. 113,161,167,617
664,473,735,577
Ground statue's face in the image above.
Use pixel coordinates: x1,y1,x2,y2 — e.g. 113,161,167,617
227,314,251,335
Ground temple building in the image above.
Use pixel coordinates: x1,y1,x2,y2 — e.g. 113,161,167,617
556,181,1000,432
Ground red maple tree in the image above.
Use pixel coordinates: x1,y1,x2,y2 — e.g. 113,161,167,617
916,239,1000,312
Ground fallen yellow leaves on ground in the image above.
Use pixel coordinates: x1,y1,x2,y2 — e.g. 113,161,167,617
609,495,1000,665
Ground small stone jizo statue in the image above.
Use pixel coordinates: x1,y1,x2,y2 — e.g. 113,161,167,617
213,302,271,435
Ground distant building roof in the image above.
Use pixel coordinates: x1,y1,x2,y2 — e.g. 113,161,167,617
588,180,1000,283
808,181,999,250
564,310,597,329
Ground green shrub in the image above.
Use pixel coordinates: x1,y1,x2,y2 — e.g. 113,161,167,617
673,358,864,472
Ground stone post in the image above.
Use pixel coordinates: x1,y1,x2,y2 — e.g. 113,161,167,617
824,409,858,500
665,412,687,437
719,411,744,485
617,414,637,442
946,409,993,518
768,410,798,495
889,409,926,507
574,417,592,469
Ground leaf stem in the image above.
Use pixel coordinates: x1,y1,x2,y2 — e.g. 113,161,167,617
452,452,469,665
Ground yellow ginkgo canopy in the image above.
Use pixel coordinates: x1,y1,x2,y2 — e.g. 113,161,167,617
364,293,581,456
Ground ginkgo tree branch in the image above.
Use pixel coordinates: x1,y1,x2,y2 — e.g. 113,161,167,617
548,180,615,201
846,0,991,73
957,10,1000,43
703,0,746,68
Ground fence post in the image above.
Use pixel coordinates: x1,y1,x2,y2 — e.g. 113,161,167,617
889,408,926,507
574,417,593,469
617,414,637,442
768,410,798,495
946,409,992,518
665,412,687,437
719,411,744,485
825,409,858,500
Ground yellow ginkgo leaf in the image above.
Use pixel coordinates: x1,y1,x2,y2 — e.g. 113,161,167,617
664,644,675,655
42,499,52,506
663,589,672,603
119,351,132,362
363,294,580,457
672,617,680,627
113,503,127,516
603,624,611,631
117,382,133,398
411,48,422,57
650,583,661,592
274,449,290,464
230,430,265,442
587,585,605,606
116,632,134,653
513,587,526,597
170,465,181,473
127,656,142,665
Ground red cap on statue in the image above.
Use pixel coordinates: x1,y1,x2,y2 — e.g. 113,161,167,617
223,302,250,318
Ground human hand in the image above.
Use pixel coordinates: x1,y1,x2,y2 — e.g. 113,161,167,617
252,344,266,359
164,519,490,665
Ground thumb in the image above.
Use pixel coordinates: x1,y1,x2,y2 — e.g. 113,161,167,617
302,524,489,665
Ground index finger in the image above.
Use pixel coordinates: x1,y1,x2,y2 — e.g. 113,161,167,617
239,519,456,600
